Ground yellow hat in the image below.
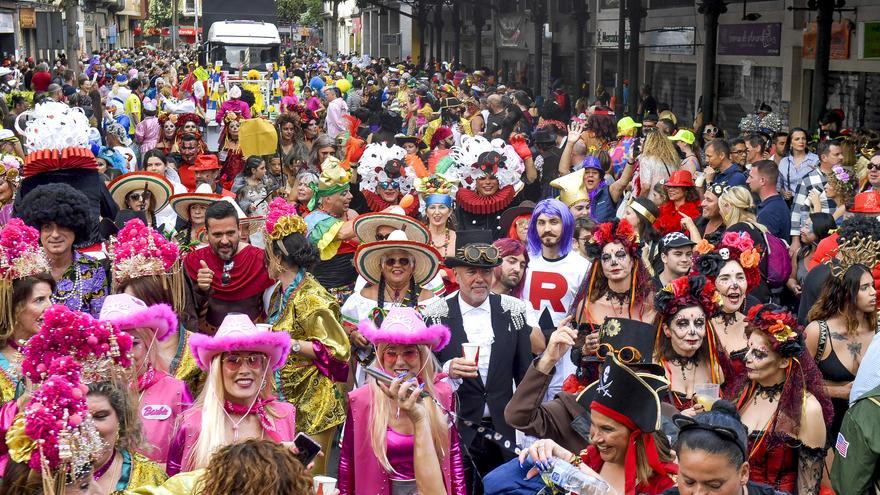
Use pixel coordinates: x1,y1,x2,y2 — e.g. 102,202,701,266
550,169,589,207
617,116,642,136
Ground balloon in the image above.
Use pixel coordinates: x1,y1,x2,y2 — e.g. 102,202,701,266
335,78,352,93
399,194,415,209
309,76,325,92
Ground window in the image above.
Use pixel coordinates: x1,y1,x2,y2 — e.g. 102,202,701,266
716,64,783,136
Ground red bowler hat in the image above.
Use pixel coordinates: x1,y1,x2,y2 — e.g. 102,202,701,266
664,169,695,188
851,191,880,214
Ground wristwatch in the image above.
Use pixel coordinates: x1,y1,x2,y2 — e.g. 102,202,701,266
291,340,302,354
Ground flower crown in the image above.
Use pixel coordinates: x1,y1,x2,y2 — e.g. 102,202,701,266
746,303,802,357
0,218,50,281
693,231,761,291
7,358,103,479
265,197,306,241
111,218,181,284
655,275,721,318
586,219,641,259
828,165,854,196
0,153,22,182
22,305,133,384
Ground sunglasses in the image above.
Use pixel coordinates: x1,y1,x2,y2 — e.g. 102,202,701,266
703,126,718,135
383,257,411,268
868,162,880,171
597,343,642,364
378,180,401,190
221,261,234,285
600,250,628,263
222,353,268,371
382,348,420,361
127,190,153,202
459,244,500,264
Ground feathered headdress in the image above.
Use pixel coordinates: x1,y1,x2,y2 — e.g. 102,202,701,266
357,143,414,195
448,135,524,191
21,305,133,384
18,102,97,178
693,231,762,292
6,357,103,492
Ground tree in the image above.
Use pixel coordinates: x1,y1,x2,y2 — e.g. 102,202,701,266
277,0,323,25
145,0,173,29
60,0,80,71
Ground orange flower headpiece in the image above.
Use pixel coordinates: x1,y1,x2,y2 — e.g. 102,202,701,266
746,303,803,357
693,231,761,292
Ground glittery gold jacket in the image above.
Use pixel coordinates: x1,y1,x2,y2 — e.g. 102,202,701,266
269,273,351,434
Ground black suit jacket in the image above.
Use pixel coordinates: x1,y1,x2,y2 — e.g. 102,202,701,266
426,292,534,446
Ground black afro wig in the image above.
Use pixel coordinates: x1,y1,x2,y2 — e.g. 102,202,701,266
16,183,93,246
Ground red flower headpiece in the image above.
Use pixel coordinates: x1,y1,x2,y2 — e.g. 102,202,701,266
693,231,761,292
655,275,721,319
588,218,640,258
476,151,504,176
746,303,802,356
21,305,133,384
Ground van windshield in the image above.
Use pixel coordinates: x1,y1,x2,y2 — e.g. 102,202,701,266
212,45,279,71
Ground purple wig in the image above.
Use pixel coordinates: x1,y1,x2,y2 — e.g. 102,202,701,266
527,198,574,257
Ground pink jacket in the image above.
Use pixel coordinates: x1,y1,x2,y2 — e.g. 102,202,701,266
139,372,192,464
216,98,252,123
339,377,466,495
135,116,161,152
165,399,295,475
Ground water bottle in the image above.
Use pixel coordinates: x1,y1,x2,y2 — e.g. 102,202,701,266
546,459,613,495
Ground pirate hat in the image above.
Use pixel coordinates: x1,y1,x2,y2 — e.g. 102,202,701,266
575,355,667,432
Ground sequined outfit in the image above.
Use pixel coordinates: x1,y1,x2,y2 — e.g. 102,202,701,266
267,273,351,435
111,450,168,493
168,326,205,397
0,352,21,406
53,252,109,318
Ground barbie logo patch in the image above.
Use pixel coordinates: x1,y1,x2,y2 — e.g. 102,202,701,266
142,404,172,420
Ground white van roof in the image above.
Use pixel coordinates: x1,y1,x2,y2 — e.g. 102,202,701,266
207,21,281,45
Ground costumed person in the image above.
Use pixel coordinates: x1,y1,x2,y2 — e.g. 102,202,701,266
568,219,656,391
513,356,677,495
424,97,473,149
111,218,203,395
0,218,52,405
654,170,701,236
14,101,119,251
0,153,22,227
692,232,762,379
340,307,466,495
304,156,358,303
275,112,305,171
135,97,161,153
169,183,221,245
155,112,178,155
166,313,296,475
262,198,351,475
107,171,174,231
241,70,265,116
415,173,459,294
610,116,641,175
174,113,207,157
215,85,251,124
99,293,191,465
216,112,245,191
622,197,662,274
289,170,318,216
357,143,420,217
448,136,525,238
732,303,831,495
550,153,634,223
653,275,727,412
17,183,109,317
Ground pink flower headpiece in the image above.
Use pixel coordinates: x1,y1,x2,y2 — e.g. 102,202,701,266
357,307,450,351
693,231,761,292
22,305,133,384
265,197,306,242
9,357,103,476
0,218,50,281
111,218,180,284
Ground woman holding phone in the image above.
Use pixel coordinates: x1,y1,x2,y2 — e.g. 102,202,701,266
339,307,466,495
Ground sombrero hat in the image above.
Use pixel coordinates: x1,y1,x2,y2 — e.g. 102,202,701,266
354,208,430,243
354,230,441,287
108,171,173,212
170,183,221,221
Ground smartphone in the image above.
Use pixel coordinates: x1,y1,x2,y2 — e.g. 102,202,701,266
631,138,641,158
293,432,322,467
364,367,431,399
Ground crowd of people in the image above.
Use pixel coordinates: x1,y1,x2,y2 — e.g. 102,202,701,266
0,45,877,495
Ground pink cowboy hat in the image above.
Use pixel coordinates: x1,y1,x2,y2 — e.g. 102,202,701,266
189,313,291,371
357,307,450,351
99,293,178,342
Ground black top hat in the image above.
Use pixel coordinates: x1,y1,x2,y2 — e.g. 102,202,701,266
499,200,536,237
444,230,502,269
533,128,556,144
440,97,463,110
575,356,666,434
597,317,657,365
394,134,427,149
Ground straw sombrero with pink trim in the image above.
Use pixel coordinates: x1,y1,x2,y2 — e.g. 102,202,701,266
357,307,450,351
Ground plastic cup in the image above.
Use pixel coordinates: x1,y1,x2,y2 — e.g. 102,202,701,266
462,343,480,366
694,383,720,411
255,323,273,332
313,476,337,495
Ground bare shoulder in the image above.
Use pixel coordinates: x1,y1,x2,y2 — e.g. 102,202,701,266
799,393,827,449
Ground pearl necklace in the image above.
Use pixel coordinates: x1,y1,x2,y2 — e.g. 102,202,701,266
52,260,84,311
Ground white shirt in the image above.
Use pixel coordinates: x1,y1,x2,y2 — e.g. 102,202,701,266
521,251,591,401
442,294,495,417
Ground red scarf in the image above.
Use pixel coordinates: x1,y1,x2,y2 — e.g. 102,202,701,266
362,190,420,217
456,185,516,215
183,244,274,301
224,396,279,438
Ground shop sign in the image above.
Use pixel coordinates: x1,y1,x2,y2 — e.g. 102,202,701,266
596,19,629,48
0,13,13,34
646,26,694,55
717,23,781,56
19,8,36,29
498,13,523,48
859,21,880,59
803,21,851,59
